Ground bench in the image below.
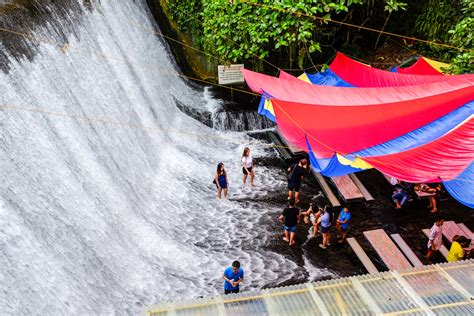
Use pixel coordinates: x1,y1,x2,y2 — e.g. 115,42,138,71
331,175,364,202
346,237,378,274
390,234,424,267
458,223,473,239
443,221,473,250
364,229,413,271
276,128,306,156
414,190,436,200
311,169,341,207
267,131,292,160
422,229,449,258
348,173,374,201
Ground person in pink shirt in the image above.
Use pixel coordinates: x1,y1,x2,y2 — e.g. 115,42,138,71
426,215,444,260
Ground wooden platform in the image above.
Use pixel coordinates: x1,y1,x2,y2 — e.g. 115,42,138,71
443,221,473,250
267,131,292,160
348,173,374,201
346,237,378,274
276,128,306,156
391,234,423,267
364,229,412,271
422,229,449,258
311,169,340,207
414,190,435,200
331,175,364,201
458,223,473,239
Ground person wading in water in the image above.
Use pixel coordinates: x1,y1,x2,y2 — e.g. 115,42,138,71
214,162,228,199
241,147,254,187
287,158,309,204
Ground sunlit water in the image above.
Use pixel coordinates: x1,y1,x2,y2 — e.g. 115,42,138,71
0,1,332,313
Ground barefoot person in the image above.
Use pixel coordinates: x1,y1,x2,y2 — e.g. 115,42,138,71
279,199,300,246
336,207,351,243
241,147,254,186
426,215,444,260
392,186,409,209
415,183,441,213
303,203,322,237
223,261,244,294
287,159,309,204
214,162,228,199
318,206,332,249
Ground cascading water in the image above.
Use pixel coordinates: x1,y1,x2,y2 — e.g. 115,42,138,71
176,87,275,132
0,1,332,314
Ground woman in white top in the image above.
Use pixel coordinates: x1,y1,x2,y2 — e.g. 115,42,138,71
242,147,254,186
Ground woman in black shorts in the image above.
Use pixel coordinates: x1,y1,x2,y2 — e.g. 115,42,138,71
242,147,254,186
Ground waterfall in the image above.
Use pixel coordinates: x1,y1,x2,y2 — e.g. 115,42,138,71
0,1,332,314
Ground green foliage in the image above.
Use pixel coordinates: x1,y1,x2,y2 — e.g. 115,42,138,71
445,0,473,74
165,0,473,74
166,0,367,69
415,0,473,74
384,0,407,13
167,0,203,46
415,0,461,42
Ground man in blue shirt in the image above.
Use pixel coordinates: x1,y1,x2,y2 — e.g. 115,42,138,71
223,261,244,294
336,207,351,243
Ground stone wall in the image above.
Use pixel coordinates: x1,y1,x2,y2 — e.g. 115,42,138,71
146,0,218,81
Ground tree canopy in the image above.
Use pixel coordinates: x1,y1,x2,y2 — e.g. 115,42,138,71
166,0,472,73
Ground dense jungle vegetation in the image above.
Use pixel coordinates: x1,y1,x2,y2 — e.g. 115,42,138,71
164,0,473,73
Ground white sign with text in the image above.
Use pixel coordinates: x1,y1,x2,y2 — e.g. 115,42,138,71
218,64,244,85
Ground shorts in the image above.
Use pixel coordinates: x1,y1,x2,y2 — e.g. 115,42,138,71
320,226,331,234
225,289,239,295
284,225,297,233
340,226,348,232
242,167,253,175
288,182,301,192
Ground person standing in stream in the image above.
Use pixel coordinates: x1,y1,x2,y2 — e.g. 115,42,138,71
287,158,309,204
278,199,301,246
214,162,228,199
241,147,255,187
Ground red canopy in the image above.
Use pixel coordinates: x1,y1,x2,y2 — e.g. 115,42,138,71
364,118,474,182
329,52,460,86
242,68,474,105
271,88,473,158
397,57,444,76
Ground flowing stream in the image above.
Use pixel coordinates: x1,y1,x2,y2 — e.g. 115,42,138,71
0,1,331,314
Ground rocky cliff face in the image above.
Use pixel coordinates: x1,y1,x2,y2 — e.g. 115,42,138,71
146,0,218,81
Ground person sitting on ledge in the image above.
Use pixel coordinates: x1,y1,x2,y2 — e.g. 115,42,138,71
392,185,409,209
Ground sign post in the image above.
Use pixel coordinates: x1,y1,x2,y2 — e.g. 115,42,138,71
218,64,244,101
217,64,244,85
